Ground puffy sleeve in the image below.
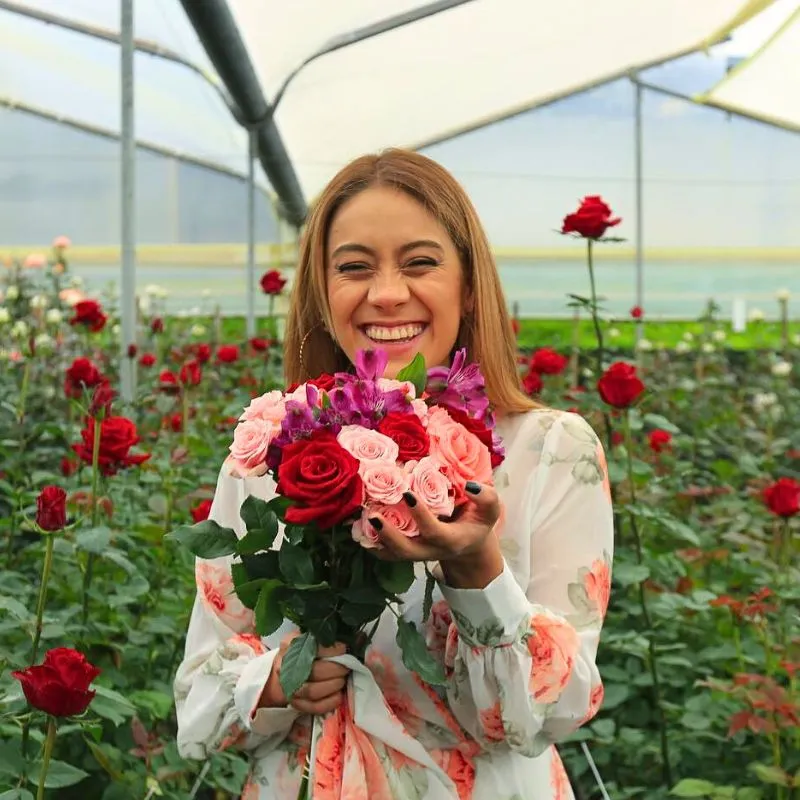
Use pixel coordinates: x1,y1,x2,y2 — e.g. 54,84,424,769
173,466,300,760
438,411,614,757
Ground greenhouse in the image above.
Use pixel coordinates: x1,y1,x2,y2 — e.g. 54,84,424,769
0,1,798,799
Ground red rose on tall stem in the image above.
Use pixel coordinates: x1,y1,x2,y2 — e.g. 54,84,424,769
12,647,100,717
630,306,643,320
377,412,430,462
763,477,800,518
277,431,363,528
561,196,621,240
73,416,150,475
64,357,104,398
194,343,212,363
36,486,67,531
648,430,672,453
529,348,568,376
217,345,240,363
139,353,156,368
249,337,271,352
597,362,645,409
179,360,202,386
522,369,543,396
191,498,213,523
69,300,107,333
260,269,287,295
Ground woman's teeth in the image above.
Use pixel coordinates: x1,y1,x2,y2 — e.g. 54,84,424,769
364,324,425,342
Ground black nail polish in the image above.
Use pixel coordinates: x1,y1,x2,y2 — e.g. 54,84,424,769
368,517,383,531
465,481,481,495
402,491,417,507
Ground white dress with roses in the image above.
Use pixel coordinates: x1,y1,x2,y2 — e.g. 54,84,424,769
174,409,614,800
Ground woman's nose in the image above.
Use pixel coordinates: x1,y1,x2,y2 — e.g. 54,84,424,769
367,271,411,309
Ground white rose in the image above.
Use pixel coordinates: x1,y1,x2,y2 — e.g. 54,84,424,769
771,361,791,377
5,286,19,301
712,330,727,342
701,343,715,354
34,333,54,351
682,332,694,342
636,338,653,352
608,328,620,339
675,341,691,354
776,288,790,302
29,295,48,310
11,320,28,338
0,307,10,324
748,308,764,323
753,392,777,411
45,309,63,324
190,324,207,337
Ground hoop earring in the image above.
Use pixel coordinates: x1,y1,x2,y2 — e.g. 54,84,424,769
299,322,329,378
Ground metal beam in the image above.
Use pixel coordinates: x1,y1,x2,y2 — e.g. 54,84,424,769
178,0,307,227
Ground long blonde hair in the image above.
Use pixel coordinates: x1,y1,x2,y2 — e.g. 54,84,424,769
284,148,536,416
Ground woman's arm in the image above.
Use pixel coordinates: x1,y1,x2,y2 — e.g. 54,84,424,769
437,412,614,757
173,467,300,760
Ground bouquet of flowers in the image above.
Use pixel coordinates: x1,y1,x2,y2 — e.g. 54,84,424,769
168,348,504,795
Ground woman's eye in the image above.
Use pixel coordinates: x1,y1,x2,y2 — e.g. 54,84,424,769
406,258,438,268
337,262,369,273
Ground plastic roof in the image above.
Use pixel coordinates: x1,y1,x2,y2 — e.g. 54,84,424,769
0,0,780,205
700,1,800,132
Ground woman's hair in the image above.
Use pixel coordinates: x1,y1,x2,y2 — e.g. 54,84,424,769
284,148,536,415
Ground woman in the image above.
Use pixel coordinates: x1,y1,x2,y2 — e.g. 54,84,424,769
174,149,614,799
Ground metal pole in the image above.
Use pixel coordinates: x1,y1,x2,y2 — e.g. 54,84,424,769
633,77,644,342
120,0,136,402
246,129,257,338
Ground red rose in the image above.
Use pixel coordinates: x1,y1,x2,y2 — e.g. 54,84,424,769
440,407,504,468
61,457,78,477
194,343,212,363
139,353,156,368
649,429,672,453
191,498,213,523
561,195,621,240
73,416,150,476
150,317,164,334
168,413,183,432
277,431,363,528
611,431,624,447
763,477,800,518
249,337,271,352
260,269,287,295
159,370,180,393
126,343,138,358
64,357,103,398
69,300,107,333
88,382,115,419
597,362,645,409
522,369,543,396
36,485,67,531
529,348,568,376
377,412,430,462
217,345,239,363
12,647,100,717
630,305,643,320
309,374,336,392
179,360,202,386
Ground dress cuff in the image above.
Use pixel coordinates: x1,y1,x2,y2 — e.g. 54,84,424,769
437,561,531,647
234,649,300,738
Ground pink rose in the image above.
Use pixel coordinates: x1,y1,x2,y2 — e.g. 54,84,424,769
286,382,321,407
337,425,399,464
360,461,409,505
353,502,419,549
408,456,454,516
526,613,580,704
377,377,416,399
426,407,493,501
352,512,381,549
239,389,286,424
411,399,429,424
225,418,276,477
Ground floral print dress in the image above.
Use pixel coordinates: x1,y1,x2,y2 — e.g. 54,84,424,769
174,409,614,799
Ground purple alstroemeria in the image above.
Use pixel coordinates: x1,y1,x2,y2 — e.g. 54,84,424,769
355,348,389,381
426,348,490,420
267,400,324,468
324,380,410,428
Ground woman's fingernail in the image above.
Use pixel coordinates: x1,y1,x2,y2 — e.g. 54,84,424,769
465,481,481,495
402,492,417,507
368,517,383,531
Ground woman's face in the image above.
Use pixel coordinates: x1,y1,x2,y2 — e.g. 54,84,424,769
326,186,467,379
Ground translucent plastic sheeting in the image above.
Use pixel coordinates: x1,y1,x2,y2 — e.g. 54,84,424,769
227,0,775,199
700,2,800,132
0,5,265,183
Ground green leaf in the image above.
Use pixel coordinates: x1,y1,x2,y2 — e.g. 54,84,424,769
612,562,650,586
236,525,279,555
396,617,446,686
128,689,173,720
376,560,415,595
284,525,305,545
266,496,293,522
643,413,681,434
341,585,388,605
279,543,315,585
90,685,136,726
750,764,790,786
0,595,33,622
339,602,384,627
240,496,278,536
395,353,427,395
233,578,266,609
255,580,286,636
670,779,717,797
735,790,763,800
84,738,123,781
242,551,282,580
607,461,627,484
600,683,630,710
28,759,89,789
75,526,112,554
165,520,238,559
279,632,317,700
0,790,34,800
422,569,436,623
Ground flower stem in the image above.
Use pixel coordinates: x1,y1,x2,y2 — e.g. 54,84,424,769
586,239,605,381
16,360,31,424
182,388,189,450
31,532,55,665
81,416,102,626
36,716,57,800
623,412,673,788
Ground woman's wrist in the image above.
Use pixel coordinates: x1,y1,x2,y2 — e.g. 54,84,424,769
440,537,504,589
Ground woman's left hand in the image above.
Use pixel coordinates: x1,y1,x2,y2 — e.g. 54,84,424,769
371,481,501,564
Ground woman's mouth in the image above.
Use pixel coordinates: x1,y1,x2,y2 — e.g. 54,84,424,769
361,323,427,346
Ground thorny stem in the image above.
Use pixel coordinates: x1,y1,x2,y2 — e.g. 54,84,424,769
36,716,57,800
623,412,673,789
81,416,102,626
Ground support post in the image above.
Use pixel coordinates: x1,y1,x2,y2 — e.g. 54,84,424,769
633,77,644,341
119,0,136,402
246,129,257,338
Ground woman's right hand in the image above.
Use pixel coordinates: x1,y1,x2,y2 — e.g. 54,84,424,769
258,637,351,715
